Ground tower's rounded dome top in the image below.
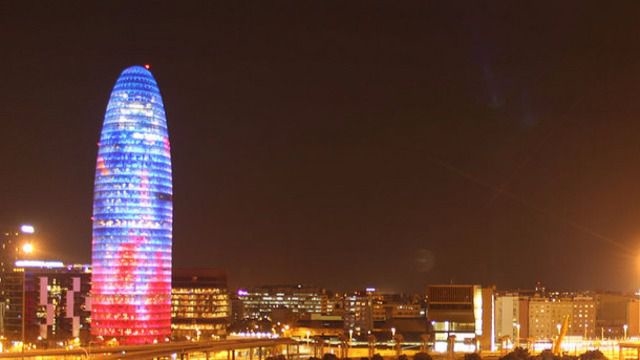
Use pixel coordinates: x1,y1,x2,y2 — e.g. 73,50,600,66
110,65,161,95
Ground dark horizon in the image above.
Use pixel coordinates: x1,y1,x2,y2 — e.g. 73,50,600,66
3,2,640,293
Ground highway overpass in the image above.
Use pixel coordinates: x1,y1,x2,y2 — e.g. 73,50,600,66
0,338,300,360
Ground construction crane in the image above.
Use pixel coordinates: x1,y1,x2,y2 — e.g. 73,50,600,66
552,315,570,355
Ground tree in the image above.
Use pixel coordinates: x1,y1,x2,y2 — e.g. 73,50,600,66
464,353,482,360
500,347,530,360
579,350,607,360
414,352,433,360
322,353,338,360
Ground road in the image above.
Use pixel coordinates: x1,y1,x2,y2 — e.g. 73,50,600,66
0,338,298,360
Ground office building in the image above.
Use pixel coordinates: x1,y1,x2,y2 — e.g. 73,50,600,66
495,292,529,344
0,225,34,274
343,288,384,332
571,295,596,338
0,225,36,338
427,284,495,352
236,285,329,321
3,261,90,344
172,268,230,340
596,292,633,338
91,65,173,344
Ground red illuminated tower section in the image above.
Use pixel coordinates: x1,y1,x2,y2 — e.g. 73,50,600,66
91,66,173,344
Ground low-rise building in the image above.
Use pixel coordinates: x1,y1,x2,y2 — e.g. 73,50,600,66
3,261,91,344
236,284,329,321
427,284,494,352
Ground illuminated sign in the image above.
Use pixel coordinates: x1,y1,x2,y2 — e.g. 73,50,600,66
20,224,35,234
15,260,64,268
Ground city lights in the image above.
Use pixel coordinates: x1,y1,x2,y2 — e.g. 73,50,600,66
21,243,33,254
3,5,640,358
19,225,34,234
14,260,63,268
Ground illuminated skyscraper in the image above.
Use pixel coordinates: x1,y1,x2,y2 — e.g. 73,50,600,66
91,65,173,344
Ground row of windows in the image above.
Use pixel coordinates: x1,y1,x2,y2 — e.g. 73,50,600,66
93,219,172,229
172,324,226,331
94,164,172,177
97,160,171,173
93,266,171,278
92,240,172,250
173,312,228,319
173,289,226,294
96,190,173,200
97,148,171,163
92,255,171,264
110,88,162,100
96,154,170,167
91,294,171,305
95,184,171,194
94,202,172,211
111,78,161,93
92,246,171,254
91,324,171,337
93,208,172,219
98,140,169,153
172,300,229,307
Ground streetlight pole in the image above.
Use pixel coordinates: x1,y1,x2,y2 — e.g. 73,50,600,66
18,229,34,357
21,269,25,359
584,324,588,340
78,346,89,359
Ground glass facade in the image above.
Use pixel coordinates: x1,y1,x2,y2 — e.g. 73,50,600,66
91,66,173,344
237,285,329,320
171,268,230,339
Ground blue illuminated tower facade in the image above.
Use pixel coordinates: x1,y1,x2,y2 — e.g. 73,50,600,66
91,66,173,344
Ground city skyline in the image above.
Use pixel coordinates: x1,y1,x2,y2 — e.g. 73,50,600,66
3,2,640,292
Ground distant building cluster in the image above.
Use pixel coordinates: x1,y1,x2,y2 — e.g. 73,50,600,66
0,225,232,346
230,283,640,353
3,224,640,353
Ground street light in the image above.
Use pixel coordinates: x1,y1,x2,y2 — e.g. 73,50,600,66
18,234,35,357
584,324,588,339
21,243,33,254
391,327,396,347
624,324,628,340
514,323,521,348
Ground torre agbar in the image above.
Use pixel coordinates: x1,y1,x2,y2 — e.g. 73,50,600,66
91,65,173,344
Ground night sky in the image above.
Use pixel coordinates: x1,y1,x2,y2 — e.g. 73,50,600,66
3,1,640,292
